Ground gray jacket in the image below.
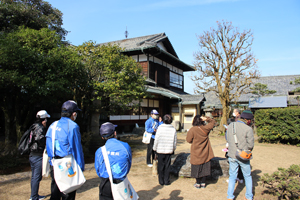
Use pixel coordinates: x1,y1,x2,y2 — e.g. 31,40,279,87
226,121,254,159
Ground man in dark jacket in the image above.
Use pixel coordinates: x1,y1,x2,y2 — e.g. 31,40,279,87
29,110,50,200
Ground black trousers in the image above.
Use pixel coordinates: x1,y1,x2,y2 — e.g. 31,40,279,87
238,166,244,180
99,177,123,200
99,178,113,200
50,165,76,200
146,138,155,164
196,176,206,184
157,153,172,185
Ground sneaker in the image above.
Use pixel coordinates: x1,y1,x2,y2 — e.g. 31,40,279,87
147,164,153,167
226,179,229,183
29,196,46,200
222,148,228,152
193,183,201,189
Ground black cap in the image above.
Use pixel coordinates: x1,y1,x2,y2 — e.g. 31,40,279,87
100,122,117,137
61,100,82,113
240,110,254,119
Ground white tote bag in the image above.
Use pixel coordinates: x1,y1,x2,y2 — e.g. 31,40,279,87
142,131,152,144
42,149,50,177
101,146,139,200
51,121,86,194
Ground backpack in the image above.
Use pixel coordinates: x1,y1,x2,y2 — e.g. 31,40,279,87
18,127,34,155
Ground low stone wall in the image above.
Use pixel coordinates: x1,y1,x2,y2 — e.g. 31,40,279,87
170,153,229,180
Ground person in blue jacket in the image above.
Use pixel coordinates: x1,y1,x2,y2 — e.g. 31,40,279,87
46,100,84,200
145,109,159,167
95,122,132,200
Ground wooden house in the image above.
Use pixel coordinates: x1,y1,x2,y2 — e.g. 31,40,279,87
92,33,200,133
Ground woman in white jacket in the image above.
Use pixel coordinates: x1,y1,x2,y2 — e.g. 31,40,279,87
153,114,177,186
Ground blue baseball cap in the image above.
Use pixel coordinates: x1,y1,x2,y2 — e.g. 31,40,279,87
61,100,81,113
100,122,117,137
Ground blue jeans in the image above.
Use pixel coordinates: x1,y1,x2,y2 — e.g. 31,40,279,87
227,157,253,200
29,155,43,200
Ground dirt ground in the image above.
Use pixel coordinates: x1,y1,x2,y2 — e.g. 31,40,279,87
1,133,300,200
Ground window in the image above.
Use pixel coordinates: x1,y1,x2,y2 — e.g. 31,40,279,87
185,115,193,122
170,72,183,89
172,107,179,113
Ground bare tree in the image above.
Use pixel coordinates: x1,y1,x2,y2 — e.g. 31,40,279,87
192,20,260,132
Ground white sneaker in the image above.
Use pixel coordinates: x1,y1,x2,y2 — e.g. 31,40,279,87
147,164,153,167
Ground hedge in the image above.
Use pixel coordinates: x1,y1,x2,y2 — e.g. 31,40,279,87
254,107,300,145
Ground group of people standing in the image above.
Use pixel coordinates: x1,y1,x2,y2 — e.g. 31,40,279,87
27,100,84,200
27,100,132,200
26,101,254,200
145,109,216,189
144,108,254,200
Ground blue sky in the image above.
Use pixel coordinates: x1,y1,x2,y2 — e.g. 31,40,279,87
47,0,300,94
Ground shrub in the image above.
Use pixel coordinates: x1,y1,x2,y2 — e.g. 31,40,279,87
260,164,300,199
254,107,300,145
0,155,22,170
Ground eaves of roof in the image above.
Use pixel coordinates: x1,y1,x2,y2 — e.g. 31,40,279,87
182,101,202,105
146,86,181,99
123,46,194,72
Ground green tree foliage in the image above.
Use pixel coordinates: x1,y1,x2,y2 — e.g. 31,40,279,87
76,42,147,115
250,83,276,96
0,27,87,146
254,107,300,145
192,20,260,132
290,77,300,106
0,0,66,37
260,164,300,199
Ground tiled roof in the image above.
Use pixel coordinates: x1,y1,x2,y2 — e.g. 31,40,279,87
146,85,183,99
97,33,194,72
237,75,300,105
98,33,178,57
202,91,223,109
203,75,300,107
180,94,205,105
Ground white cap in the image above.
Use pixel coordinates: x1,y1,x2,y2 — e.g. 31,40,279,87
151,109,159,115
36,110,50,118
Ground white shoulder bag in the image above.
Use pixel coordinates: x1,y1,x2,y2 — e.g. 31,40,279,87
101,145,139,200
142,131,152,144
42,148,50,177
51,121,86,194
